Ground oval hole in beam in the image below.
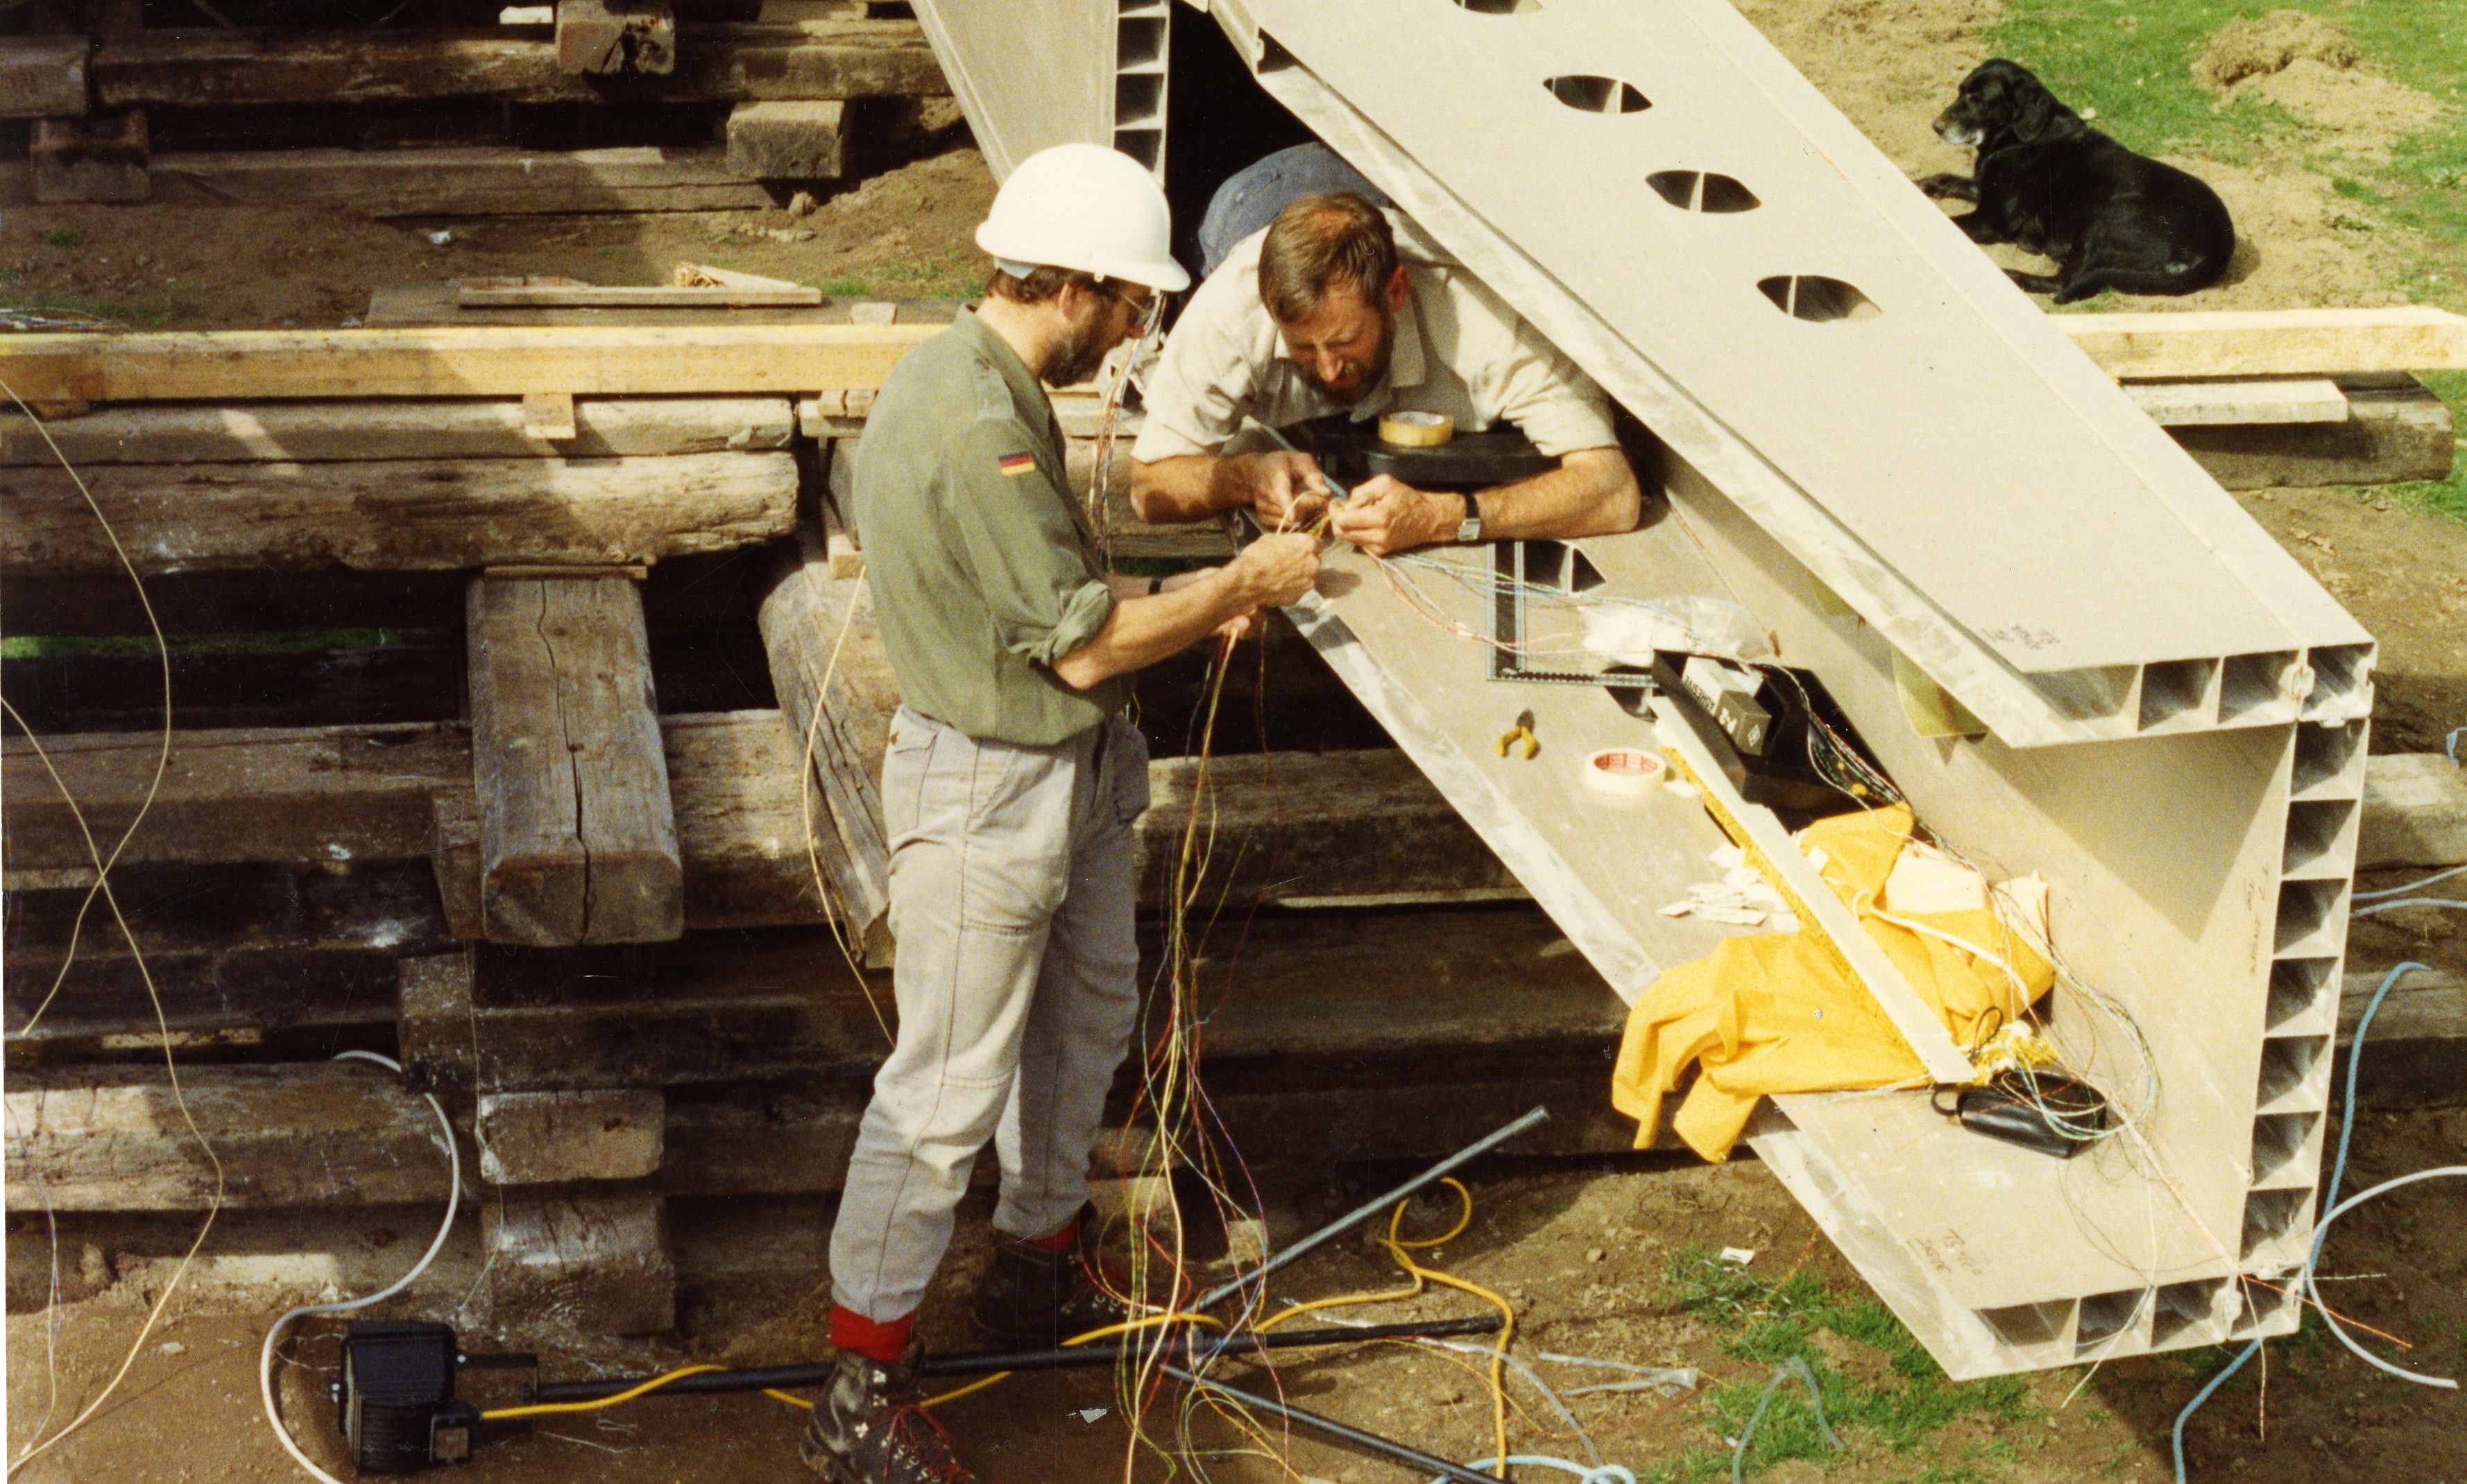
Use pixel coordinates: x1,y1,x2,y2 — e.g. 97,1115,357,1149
1454,0,1539,11
1545,75,1648,113
1757,275,1879,322
1647,171,1760,212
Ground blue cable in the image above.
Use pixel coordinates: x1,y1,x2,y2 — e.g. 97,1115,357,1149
2169,962,2430,1483
1732,1357,1839,1484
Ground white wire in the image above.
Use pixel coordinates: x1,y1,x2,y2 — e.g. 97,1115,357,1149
259,1050,463,1484
2352,897,2461,916
2304,1166,2466,1390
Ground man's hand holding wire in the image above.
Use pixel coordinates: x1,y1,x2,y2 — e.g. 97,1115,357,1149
1240,449,1333,532
1329,474,1455,556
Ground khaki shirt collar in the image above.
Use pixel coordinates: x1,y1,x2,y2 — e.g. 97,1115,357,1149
951,307,1055,443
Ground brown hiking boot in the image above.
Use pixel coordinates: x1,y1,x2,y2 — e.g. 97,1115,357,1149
964,1209,1130,1351
796,1341,974,1484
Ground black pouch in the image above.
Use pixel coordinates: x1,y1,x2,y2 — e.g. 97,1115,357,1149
1938,1071,2110,1159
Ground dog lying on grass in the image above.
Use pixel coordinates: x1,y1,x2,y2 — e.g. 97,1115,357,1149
1917,58,2235,304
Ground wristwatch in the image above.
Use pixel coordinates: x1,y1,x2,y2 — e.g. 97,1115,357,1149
1455,493,1485,545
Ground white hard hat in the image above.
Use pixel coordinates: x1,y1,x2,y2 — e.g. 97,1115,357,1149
976,143,1190,294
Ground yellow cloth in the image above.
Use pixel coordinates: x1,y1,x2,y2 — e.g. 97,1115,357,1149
1610,805,2054,1161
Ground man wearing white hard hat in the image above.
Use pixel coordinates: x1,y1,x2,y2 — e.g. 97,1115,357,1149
800,143,1321,1484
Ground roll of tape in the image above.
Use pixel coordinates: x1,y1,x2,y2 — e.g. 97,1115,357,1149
1582,747,1668,799
1377,410,1455,447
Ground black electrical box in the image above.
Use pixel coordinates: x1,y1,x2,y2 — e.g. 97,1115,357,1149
1288,413,1560,490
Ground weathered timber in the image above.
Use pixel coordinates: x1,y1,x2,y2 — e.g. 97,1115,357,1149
150,146,772,216
2336,969,2465,1109
755,517,896,941
371,285,962,328
2122,378,2347,427
467,575,683,946
1,398,797,466
1,862,445,1063
0,325,939,402
1,722,463,878
2061,307,2467,379
481,1193,675,1335
3,1063,457,1211
0,37,89,118
2359,752,2467,869
558,0,676,74
31,110,148,205
725,99,846,178
477,1089,665,1183
2176,374,2455,492
0,451,799,574
662,708,839,930
90,23,944,107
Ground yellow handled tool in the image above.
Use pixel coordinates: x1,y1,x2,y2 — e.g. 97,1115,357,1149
1496,709,1539,760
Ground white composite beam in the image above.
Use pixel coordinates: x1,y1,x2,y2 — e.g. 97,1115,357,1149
909,0,1168,179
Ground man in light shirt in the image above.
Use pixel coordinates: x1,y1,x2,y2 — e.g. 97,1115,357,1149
1129,189,1641,556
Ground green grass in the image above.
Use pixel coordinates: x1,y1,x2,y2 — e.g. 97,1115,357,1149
1,289,200,327
817,276,874,298
1646,1251,2037,1481
42,227,86,249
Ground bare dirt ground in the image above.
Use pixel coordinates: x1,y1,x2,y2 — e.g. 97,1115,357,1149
6,0,2465,1481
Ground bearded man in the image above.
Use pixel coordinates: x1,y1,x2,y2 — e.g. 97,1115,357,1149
804,143,1320,1484
1129,189,1640,556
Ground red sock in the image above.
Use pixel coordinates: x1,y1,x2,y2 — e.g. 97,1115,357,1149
830,1304,916,1364
1029,1215,1080,1252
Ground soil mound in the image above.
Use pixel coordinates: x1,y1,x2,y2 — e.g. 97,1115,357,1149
2193,10,2445,153
2193,10,2357,89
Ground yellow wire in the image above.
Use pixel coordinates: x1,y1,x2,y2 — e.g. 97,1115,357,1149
480,1365,725,1420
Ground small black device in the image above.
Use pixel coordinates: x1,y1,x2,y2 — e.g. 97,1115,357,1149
1286,413,1560,491
1939,1070,2110,1159
332,1322,533,1472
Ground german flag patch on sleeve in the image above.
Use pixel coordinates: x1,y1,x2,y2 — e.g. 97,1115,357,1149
997,452,1037,478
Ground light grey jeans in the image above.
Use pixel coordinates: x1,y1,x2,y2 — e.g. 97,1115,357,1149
828,704,1150,1322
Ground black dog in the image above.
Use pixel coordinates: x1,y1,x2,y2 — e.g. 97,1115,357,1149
1917,59,2234,303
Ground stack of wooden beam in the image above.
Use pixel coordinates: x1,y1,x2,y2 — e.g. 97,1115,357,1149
0,0,946,210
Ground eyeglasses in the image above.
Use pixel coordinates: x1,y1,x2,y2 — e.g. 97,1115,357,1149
1100,280,1163,339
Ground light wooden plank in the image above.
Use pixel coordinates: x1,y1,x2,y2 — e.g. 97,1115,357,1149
0,450,799,574
0,323,940,401
466,574,683,946
151,145,771,216
465,283,823,308
0,397,797,464
520,390,578,440
2064,307,2467,379
90,22,945,108
0,37,89,118
2122,378,2348,427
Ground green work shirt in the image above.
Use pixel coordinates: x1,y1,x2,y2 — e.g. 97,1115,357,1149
850,309,1128,747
